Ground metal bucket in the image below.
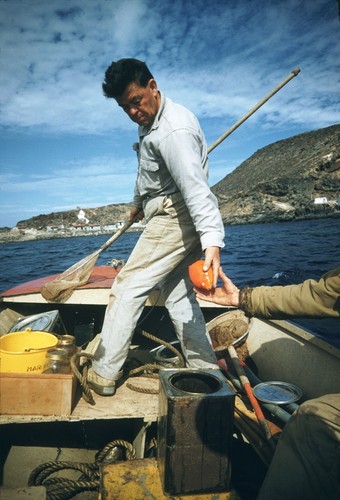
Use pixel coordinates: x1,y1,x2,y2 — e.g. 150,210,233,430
0,328,59,373
150,340,183,366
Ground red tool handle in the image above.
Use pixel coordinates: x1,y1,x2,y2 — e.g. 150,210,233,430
228,345,274,446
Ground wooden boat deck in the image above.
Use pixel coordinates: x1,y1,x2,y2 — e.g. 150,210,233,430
2,317,340,427
0,376,159,426
0,335,159,426
1,315,339,497
1,267,339,497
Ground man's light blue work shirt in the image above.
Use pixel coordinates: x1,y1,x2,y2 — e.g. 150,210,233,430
132,92,225,251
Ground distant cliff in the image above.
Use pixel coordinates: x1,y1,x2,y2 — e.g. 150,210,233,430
16,203,130,230
212,124,340,224
1,124,339,243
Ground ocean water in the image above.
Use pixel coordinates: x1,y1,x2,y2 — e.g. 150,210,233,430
0,218,339,346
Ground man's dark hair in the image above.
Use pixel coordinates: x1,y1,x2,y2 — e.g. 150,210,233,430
102,58,154,98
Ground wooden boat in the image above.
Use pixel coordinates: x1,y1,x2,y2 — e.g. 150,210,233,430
0,265,339,498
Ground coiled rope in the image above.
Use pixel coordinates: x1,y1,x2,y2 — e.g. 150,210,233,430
71,330,186,403
28,439,136,500
126,330,185,394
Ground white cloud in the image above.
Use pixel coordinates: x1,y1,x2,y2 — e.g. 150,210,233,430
0,0,339,135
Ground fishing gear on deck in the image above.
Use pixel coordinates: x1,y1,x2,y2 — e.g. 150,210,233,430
28,439,136,500
70,329,186,404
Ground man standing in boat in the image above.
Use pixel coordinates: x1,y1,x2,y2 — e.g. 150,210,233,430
88,58,224,395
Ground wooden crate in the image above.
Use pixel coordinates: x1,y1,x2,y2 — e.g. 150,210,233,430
0,372,78,416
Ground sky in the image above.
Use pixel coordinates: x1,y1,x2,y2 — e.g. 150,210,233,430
0,0,339,228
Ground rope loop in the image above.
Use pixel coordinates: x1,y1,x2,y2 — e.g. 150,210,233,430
28,439,136,499
70,352,96,405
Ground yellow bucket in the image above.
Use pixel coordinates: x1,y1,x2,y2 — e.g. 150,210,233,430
0,328,59,373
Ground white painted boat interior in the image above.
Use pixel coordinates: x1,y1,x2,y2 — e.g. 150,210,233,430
247,318,340,400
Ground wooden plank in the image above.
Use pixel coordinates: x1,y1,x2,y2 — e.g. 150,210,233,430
0,309,23,335
72,376,159,421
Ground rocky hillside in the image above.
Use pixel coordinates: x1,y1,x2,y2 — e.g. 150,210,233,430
6,124,340,238
213,124,340,224
15,203,131,230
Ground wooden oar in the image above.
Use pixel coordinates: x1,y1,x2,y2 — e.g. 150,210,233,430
41,68,300,303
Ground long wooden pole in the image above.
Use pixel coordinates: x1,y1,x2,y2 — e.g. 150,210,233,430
208,68,301,154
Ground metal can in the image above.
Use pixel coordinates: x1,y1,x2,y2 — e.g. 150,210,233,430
58,335,77,358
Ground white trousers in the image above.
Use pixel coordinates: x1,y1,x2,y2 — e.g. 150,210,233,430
92,194,218,379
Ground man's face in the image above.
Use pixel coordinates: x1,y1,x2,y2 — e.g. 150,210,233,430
116,79,160,127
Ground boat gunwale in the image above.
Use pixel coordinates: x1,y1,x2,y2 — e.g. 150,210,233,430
263,318,340,359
